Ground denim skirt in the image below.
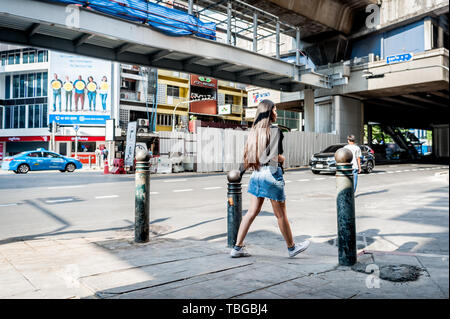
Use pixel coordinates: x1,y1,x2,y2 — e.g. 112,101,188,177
247,165,286,202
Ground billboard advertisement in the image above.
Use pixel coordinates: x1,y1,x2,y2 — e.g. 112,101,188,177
247,88,281,107
49,52,112,125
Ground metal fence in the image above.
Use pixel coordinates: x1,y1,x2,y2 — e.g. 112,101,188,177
158,129,341,173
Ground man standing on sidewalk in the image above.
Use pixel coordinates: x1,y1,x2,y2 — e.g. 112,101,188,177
344,135,361,193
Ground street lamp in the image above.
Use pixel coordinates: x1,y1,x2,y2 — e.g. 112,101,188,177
172,98,215,131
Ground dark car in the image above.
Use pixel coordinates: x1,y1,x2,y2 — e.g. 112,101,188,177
309,144,375,174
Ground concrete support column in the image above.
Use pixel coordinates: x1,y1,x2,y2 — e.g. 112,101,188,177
227,1,232,45
333,96,364,144
253,13,258,52
424,17,433,51
303,89,315,132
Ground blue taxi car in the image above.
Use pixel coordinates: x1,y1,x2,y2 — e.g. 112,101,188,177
1,148,82,174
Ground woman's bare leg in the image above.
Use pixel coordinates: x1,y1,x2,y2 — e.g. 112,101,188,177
270,200,294,247
235,195,265,247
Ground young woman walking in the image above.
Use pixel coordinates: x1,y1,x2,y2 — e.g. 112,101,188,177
230,99,310,258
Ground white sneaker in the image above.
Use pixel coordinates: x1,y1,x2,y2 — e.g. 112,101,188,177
230,246,251,258
288,240,310,258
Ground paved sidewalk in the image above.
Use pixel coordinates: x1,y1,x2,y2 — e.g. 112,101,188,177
0,226,447,299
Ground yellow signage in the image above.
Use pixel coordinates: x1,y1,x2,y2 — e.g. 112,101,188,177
87,82,97,92
51,81,62,90
75,81,85,90
63,82,73,91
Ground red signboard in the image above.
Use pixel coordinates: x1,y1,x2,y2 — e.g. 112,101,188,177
55,136,105,142
0,136,50,142
190,75,218,89
0,143,3,161
71,153,96,164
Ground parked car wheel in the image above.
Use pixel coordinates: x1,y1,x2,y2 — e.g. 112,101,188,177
17,164,30,174
365,160,374,174
65,163,76,172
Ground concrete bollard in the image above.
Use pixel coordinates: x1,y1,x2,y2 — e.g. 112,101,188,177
334,148,357,266
227,169,242,248
135,148,150,243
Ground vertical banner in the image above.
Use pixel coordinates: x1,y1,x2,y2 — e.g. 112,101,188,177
49,52,112,125
124,122,137,167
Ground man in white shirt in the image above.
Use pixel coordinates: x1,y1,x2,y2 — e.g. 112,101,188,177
344,135,362,193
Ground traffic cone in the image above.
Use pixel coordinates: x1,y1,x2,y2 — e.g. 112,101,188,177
104,157,109,174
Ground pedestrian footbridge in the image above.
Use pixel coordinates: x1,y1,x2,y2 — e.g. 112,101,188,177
0,0,330,91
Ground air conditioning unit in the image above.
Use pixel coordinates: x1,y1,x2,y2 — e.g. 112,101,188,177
137,127,149,133
137,118,150,127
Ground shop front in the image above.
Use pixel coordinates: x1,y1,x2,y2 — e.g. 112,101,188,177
189,75,218,117
55,136,106,164
0,136,50,157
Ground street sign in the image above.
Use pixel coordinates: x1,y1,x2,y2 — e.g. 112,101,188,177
386,53,413,65
124,122,137,167
74,125,79,131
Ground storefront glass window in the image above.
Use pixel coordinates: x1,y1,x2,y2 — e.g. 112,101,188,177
19,105,26,128
71,141,96,153
35,105,41,128
4,106,11,129
13,106,19,128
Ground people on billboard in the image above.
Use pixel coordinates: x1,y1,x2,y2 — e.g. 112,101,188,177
63,76,74,112
99,76,108,113
87,76,98,111
73,75,86,112
50,73,63,112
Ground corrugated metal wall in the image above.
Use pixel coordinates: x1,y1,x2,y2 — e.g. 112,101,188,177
157,129,341,173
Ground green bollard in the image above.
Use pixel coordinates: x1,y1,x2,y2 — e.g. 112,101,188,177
135,148,150,243
334,148,357,266
227,169,242,248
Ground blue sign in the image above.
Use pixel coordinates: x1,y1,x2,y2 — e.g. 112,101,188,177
386,53,413,64
49,114,111,125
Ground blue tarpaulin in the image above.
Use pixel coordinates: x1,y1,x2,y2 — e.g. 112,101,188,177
45,0,216,40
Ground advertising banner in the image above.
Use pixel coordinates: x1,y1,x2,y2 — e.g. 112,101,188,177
248,88,281,107
49,52,112,125
124,122,137,167
0,143,3,161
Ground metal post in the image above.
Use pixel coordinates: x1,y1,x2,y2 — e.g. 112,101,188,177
89,154,91,168
276,20,280,59
334,148,357,266
227,1,232,45
51,121,56,151
296,27,301,65
75,129,78,160
135,148,150,243
253,12,258,52
188,0,193,15
227,169,242,247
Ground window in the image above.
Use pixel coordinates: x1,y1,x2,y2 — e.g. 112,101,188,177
243,97,248,107
29,51,35,63
13,106,19,128
5,75,10,99
15,53,20,65
28,152,41,158
36,73,42,97
42,72,48,96
12,75,19,98
4,106,11,129
167,85,179,97
0,107,3,129
19,105,26,128
71,142,96,153
1,54,5,66
42,104,48,127
225,94,234,104
7,54,13,65
28,74,35,97
37,51,47,63
44,152,60,158
23,52,28,64
19,74,26,98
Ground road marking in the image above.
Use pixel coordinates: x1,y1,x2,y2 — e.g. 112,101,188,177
411,169,418,171
418,168,425,171
0,203,18,207
285,180,292,183
314,178,326,181
95,195,119,199
150,192,159,195
403,169,410,172
173,189,193,192
164,179,187,183
203,186,222,190
387,171,394,174
425,168,432,170
377,172,386,175
47,185,84,190
45,199,74,203
395,170,403,173
297,179,310,182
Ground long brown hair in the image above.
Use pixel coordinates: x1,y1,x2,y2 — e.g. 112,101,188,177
243,99,276,171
